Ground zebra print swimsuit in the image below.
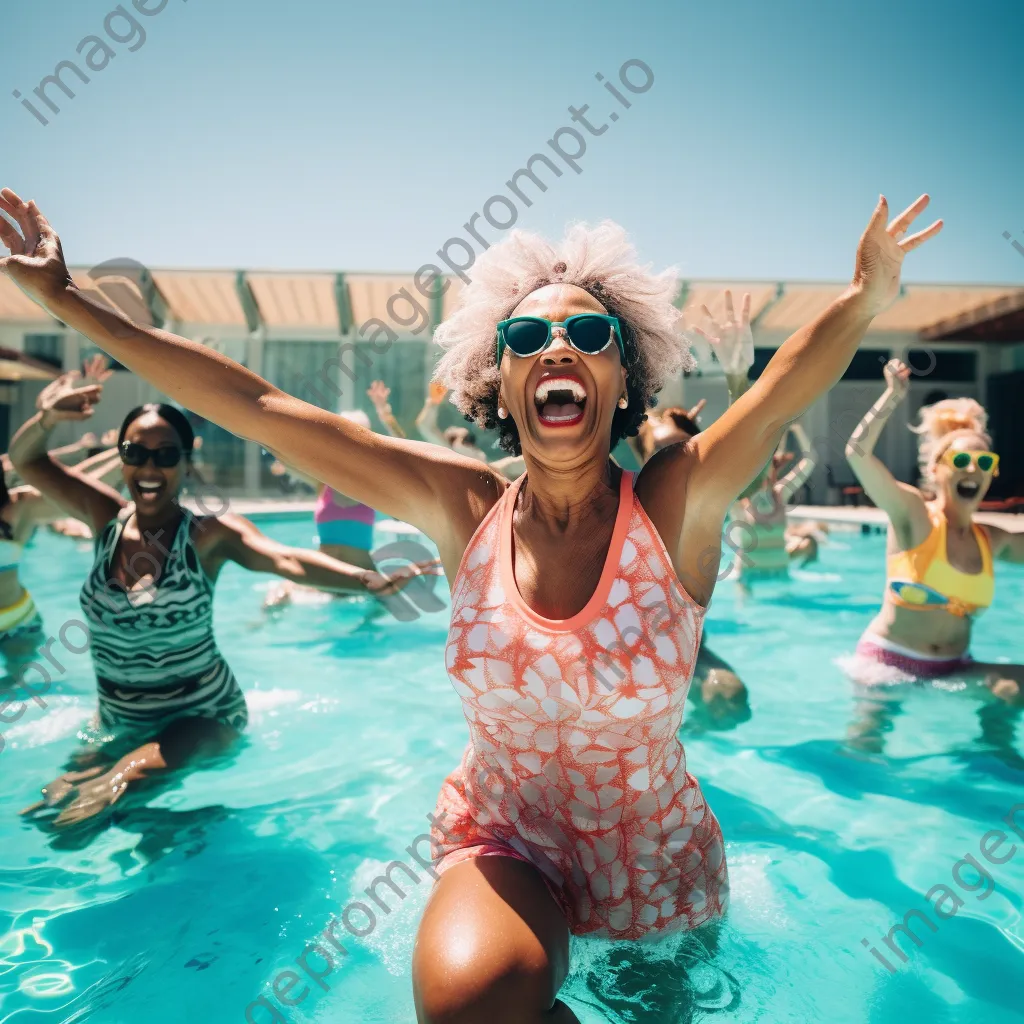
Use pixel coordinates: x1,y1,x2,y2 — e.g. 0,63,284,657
79,505,248,732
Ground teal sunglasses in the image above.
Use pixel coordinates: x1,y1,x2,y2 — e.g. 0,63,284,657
496,314,625,363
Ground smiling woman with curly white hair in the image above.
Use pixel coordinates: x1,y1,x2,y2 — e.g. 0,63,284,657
0,186,941,1022
434,220,692,453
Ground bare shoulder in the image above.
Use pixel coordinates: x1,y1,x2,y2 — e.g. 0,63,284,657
981,523,1014,555
465,463,509,515
633,442,703,561
634,441,697,518
189,510,252,557
421,460,508,575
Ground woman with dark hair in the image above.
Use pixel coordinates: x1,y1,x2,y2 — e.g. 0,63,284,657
9,376,434,827
0,188,941,1020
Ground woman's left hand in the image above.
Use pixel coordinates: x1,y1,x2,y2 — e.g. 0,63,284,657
20,765,125,826
852,195,943,316
48,767,130,826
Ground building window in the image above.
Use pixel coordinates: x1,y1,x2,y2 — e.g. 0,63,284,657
906,348,976,382
23,333,64,369
750,348,891,381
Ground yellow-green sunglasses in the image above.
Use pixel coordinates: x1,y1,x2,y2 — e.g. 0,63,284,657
941,449,999,475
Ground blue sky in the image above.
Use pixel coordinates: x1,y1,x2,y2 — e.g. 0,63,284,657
2,0,1022,283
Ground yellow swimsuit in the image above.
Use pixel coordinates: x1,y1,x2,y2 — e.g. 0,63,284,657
887,510,994,618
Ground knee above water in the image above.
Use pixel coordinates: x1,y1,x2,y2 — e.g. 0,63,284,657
414,943,556,1023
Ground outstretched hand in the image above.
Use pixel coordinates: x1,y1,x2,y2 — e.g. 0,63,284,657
0,189,73,306
81,353,113,385
853,195,943,316
20,765,110,822
883,358,911,401
365,557,444,598
683,398,707,422
367,379,394,415
691,291,754,377
35,372,103,423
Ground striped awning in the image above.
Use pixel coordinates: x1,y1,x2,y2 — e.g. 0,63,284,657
347,275,433,335
2,268,1019,340
247,273,338,329
678,283,780,326
151,270,247,326
0,276,50,322
0,346,60,381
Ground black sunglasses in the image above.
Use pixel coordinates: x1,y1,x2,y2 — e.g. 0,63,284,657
119,441,184,468
496,314,625,362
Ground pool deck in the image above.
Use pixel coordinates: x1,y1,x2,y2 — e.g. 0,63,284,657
189,498,1024,533
788,505,1024,532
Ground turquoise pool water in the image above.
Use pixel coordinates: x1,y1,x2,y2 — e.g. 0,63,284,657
1,518,1022,1023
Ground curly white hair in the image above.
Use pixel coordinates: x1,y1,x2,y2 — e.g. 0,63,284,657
432,221,692,449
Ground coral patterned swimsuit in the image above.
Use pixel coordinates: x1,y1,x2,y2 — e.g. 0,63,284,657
431,469,728,940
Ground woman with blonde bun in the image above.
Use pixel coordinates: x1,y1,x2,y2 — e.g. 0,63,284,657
845,359,1024,700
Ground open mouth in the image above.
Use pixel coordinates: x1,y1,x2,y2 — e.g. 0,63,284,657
534,376,587,427
136,480,165,501
956,479,980,500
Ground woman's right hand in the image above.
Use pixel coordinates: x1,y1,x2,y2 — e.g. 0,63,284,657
883,358,911,402
35,372,103,426
0,189,73,307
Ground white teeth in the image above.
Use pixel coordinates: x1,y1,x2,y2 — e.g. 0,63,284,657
137,482,161,492
534,378,587,404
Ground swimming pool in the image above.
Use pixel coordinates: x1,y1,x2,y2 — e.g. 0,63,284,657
1,518,1022,1023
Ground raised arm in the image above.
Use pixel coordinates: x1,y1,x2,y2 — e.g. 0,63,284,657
367,380,406,439
79,446,125,488
775,421,816,503
639,194,942,604
988,527,1024,564
845,359,928,533
415,382,450,447
0,190,503,558
8,375,124,532
692,196,941,510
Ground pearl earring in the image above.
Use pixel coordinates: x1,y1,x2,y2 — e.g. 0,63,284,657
497,406,508,420
617,396,628,409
